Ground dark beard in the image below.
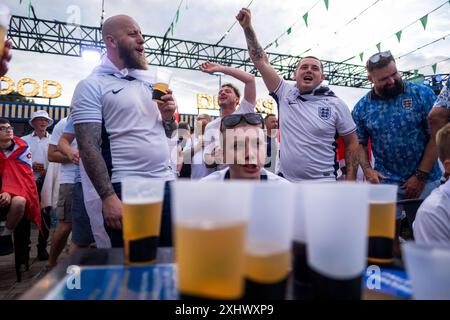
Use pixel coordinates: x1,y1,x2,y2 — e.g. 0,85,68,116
118,43,147,70
377,79,404,99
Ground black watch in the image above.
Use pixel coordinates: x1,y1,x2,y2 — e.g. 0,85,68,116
414,169,429,182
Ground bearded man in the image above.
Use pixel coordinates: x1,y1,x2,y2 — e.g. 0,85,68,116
71,15,178,247
352,51,442,219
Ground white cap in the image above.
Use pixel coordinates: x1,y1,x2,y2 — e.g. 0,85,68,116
29,110,54,127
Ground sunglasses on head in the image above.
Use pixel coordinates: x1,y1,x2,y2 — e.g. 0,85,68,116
221,113,264,129
367,50,393,64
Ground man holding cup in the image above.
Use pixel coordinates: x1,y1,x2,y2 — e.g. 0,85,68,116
71,15,178,247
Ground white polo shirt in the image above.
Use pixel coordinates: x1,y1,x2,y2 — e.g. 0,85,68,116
272,80,356,182
71,73,174,183
22,131,51,181
49,117,78,184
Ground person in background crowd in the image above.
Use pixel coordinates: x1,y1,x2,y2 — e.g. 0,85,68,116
263,114,280,174
45,117,78,269
22,110,53,261
183,114,214,179
0,118,41,255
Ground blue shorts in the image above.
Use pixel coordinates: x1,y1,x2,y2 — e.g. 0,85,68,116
71,182,95,246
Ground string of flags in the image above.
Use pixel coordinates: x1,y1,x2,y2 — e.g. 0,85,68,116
264,0,328,50
297,0,383,56
342,0,449,63
163,0,187,38
216,0,254,46
19,0,34,18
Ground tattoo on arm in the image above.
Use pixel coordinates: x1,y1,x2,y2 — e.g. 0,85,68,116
345,147,360,178
244,27,265,61
74,123,115,200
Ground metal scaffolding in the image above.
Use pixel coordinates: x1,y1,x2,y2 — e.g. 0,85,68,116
8,15,420,89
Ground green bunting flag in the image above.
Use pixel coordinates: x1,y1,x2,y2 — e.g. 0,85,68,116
303,12,309,27
376,42,381,52
275,40,279,48
324,0,329,10
176,9,180,23
414,69,419,75
432,63,437,74
395,30,402,43
420,15,428,30
287,27,292,35
359,52,364,62
170,23,174,36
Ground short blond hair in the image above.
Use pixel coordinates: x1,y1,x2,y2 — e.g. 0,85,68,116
436,122,450,161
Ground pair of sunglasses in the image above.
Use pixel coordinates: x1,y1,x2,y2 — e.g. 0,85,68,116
367,50,393,64
221,113,264,129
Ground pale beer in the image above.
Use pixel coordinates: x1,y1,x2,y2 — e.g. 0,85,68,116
123,201,162,265
368,201,396,265
243,250,290,300
175,222,247,300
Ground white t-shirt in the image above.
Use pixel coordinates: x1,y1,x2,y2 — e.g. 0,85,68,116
49,117,78,184
203,99,255,173
202,167,288,182
22,131,51,181
414,179,450,245
71,73,174,183
272,80,356,182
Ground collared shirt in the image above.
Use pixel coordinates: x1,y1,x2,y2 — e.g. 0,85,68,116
352,81,442,185
271,80,356,182
21,130,51,181
70,73,174,183
433,78,450,109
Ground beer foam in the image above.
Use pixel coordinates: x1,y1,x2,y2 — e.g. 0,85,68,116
246,241,286,256
177,220,246,230
123,197,161,205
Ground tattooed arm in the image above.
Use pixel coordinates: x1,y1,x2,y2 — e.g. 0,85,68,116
74,122,123,229
342,132,360,181
236,8,281,92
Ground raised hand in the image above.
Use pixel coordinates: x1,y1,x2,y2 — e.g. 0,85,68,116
199,61,223,74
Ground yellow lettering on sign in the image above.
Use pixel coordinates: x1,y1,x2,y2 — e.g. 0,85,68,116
17,78,40,97
42,80,63,99
0,76,63,98
0,76,14,95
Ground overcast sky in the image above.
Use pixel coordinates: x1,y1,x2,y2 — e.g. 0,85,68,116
2,0,449,115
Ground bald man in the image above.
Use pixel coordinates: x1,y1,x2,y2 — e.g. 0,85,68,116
71,15,178,248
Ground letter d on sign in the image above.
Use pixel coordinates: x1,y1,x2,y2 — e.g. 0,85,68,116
66,265,81,290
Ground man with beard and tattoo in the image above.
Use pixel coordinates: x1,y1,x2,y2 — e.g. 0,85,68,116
236,8,360,182
352,51,442,219
71,15,178,247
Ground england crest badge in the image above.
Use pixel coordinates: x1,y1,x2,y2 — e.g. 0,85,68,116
318,106,331,120
402,98,413,109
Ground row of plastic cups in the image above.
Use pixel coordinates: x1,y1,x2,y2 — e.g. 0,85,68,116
122,178,450,300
